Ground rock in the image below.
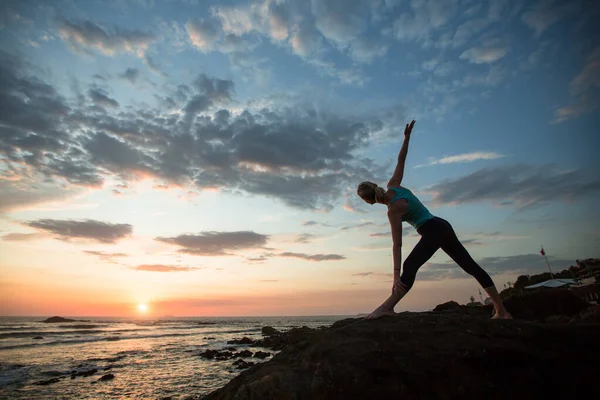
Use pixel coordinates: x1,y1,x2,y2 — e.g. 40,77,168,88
251,326,323,351
227,337,254,345
432,301,461,311
200,350,235,361
225,347,237,352
261,326,280,336
204,337,216,340
203,313,600,400
71,368,98,378
42,316,89,323
34,378,60,386
253,351,271,359
98,373,114,381
232,359,255,370
103,366,113,371
235,350,253,358
33,336,44,339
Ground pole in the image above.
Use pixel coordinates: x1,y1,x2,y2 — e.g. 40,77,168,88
541,245,554,279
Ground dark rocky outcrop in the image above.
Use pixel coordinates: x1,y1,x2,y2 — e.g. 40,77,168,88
232,359,255,370
42,316,90,323
253,351,271,359
261,326,280,336
203,289,600,400
227,337,254,345
98,373,114,381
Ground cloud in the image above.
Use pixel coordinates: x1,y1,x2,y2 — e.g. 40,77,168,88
278,252,345,261
131,264,199,272
424,164,600,208
119,67,140,84
88,88,119,108
340,222,378,231
521,0,580,37
0,48,384,212
393,0,458,43
58,19,156,57
0,232,44,241
83,250,128,262
368,228,410,238
554,45,600,123
460,40,508,64
303,220,336,228
451,18,490,48
25,219,133,243
156,231,269,256
419,253,576,281
416,152,505,168
186,18,222,52
311,0,370,44
294,233,316,243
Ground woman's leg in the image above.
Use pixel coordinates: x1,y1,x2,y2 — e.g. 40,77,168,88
438,220,511,318
400,234,441,290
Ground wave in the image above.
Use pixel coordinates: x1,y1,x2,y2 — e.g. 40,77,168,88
0,327,150,339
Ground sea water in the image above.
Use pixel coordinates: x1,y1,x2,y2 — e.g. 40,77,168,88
0,315,346,399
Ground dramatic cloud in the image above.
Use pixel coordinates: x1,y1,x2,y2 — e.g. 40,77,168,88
416,152,505,168
156,231,269,256
278,252,345,261
131,264,199,272
425,164,600,208
554,45,600,123
119,67,140,84
25,219,133,243
419,254,576,281
58,19,156,57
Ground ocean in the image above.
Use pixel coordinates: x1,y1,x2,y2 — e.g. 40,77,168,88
0,315,347,399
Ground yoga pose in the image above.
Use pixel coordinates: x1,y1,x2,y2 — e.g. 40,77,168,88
357,120,511,320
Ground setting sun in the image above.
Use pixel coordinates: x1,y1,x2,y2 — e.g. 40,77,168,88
138,304,148,313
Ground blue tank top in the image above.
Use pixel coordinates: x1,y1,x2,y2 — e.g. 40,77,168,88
388,187,434,229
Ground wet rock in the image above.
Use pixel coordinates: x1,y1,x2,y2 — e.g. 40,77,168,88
261,326,280,336
235,350,253,358
251,326,324,351
34,378,60,385
232,359,255,370
253,351,271,359
200,350,235,361
33,336,44,339
203,337,216,340
98,373,114,381
227,337,254,345
71,368,98,378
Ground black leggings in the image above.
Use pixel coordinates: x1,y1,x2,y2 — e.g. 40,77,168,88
399,217,495,290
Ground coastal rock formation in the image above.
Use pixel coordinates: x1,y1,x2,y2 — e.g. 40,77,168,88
42,316,90,323
203,290,600,400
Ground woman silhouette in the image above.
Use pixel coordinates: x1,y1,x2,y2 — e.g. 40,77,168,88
357,120,511,320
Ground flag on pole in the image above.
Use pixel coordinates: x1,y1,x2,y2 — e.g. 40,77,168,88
540,247,545,256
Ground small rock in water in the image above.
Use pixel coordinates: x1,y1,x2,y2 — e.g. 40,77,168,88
203,337,216,340
33,336,44,339
253,351,271,359
236,350,253,358
227,337,254,345
224,347,237,352
103,365,113,371
98,373,114,381
261,326,280,336
34,378,60,386
232,359,255,369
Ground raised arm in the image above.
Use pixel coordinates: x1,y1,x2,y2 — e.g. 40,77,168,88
387,120,415,189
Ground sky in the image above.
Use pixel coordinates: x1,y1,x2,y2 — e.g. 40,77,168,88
0,0,599,317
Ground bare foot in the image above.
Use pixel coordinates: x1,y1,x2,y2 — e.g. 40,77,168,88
492,311,513,320
365,309,396,320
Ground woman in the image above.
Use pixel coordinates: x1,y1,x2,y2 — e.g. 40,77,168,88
357,120,511,320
